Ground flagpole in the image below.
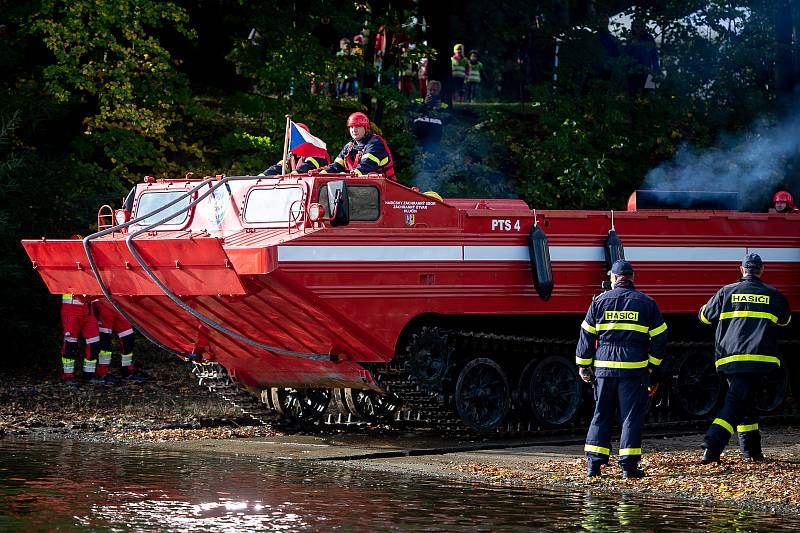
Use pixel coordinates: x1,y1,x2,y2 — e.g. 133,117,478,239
282,114,291,175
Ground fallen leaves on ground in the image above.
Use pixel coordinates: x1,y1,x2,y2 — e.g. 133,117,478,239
0,357,253,440
454,450,800,511
123,425,280,442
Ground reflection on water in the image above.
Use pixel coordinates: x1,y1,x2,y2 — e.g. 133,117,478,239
0,437,797,532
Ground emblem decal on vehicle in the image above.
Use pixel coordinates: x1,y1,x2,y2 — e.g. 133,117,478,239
209,187,230,226
405,213,415,226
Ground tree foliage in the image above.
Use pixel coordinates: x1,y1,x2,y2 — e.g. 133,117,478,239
2,0,800,361
34,0,195,179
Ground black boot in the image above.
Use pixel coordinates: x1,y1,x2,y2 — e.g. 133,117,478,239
701,448,721,465
586,464,602,478
622,468,645,479
743,450,765,462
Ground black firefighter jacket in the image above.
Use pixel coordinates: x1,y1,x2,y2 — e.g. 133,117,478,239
699,275,792,375
327,133,396,181
576,280,668,378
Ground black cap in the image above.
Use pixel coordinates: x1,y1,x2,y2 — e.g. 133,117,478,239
609,259,634,276
742,253,763,269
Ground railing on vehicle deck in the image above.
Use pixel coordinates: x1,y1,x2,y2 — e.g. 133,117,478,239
82,175,335,362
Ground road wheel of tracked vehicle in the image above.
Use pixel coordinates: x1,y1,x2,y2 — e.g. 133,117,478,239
670,350,723,418
407,327,454,392
270,387,331,423
334,388,402,422
753,363,789,415
260,389,275,411
454,358,510,432
526,356,583,427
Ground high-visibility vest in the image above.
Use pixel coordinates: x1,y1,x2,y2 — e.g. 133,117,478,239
451,55,467,79
467,61,483,83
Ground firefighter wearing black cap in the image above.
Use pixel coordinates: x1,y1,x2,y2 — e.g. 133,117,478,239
576,259,668,479
698,253,792,464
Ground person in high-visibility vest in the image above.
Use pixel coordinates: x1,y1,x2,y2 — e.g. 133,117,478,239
450,43,467,102
465,50,483,103
60,294,101,385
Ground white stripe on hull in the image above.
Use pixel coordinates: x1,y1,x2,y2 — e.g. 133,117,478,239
277,245,800,263
278,245,462,262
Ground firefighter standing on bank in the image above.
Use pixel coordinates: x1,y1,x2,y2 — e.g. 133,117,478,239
576,260,668,479
60,293,102,385
95,298,145,383
325,112,396,181
698,253,792,463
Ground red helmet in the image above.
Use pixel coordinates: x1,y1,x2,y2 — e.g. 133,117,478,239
772,190,793,205
347,112,370,128
295,122,310,133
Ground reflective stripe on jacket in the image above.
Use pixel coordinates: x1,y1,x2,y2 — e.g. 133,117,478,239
327,133,396,181
699,276,791,374
576,280,668,377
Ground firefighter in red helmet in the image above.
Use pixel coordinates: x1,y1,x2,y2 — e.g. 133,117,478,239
769,190,799,213
325,112,396,181
260,122,330,176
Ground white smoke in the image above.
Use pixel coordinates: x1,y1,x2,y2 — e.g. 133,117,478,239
643,107,800,211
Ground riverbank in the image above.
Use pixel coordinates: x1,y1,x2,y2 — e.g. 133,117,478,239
2,351,799,518
0,349,277,439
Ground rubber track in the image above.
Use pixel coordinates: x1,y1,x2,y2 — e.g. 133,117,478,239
191,335,800,437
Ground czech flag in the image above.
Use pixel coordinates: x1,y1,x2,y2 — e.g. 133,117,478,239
288,121,329,160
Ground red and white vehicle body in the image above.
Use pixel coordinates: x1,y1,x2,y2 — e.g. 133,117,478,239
21,174,800,393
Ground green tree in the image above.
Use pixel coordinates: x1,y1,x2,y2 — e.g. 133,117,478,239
34,0,196,180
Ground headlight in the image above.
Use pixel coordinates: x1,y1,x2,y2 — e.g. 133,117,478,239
307,203,326,222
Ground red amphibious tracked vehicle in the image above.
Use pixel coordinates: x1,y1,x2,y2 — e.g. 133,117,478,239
22,174,800,432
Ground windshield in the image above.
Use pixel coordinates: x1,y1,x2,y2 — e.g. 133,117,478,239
135,191,192,226
244,187,304,223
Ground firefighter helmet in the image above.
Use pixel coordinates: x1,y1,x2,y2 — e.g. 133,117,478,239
772,190,794,206
347,112,370,129
295,122,310,133
453,43,464,54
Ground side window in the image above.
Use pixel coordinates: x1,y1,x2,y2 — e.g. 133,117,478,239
318,185,380,221
135,191,191,226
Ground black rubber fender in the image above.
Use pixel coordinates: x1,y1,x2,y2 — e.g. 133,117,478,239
528,225,554,301
604,228,625,272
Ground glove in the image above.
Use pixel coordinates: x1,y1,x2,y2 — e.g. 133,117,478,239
578,366,595,383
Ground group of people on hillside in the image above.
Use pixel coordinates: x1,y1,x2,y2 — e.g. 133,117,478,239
450,44,484,103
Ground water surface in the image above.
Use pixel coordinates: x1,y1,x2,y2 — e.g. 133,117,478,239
0,437,796,532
